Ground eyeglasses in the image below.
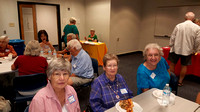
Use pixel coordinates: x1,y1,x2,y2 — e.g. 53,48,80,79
106,65,118,69
53,72,69,78
147,54,160,58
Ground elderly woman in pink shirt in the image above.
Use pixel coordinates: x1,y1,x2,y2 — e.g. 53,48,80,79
29,58,80,112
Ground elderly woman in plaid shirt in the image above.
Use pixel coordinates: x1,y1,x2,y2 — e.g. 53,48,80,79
89,54,133,112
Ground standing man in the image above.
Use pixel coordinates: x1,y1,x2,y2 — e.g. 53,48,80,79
168,12,200,86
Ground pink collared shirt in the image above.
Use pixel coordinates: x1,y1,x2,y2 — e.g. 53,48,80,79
29,82,80,112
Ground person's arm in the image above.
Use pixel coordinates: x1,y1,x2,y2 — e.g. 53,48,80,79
11,64,17,70
196,92,200,104
142,88,149,92
75,34,79,41
90,80,107,112
46,42,55,51
169,26,177,47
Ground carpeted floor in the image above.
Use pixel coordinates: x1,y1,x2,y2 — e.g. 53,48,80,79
78,51,200,111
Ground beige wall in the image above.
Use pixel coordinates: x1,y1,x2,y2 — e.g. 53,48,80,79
110,0,142,54
85,0,111,47
1,0,200,54
139,0,200,51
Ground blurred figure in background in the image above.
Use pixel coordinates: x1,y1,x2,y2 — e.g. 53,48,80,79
29,58,80,112
0,35,17,58
11,40,48,76
168,12,200,86
63,17,79,47
84,29,98,42
194,18,200,26
38,30,55,53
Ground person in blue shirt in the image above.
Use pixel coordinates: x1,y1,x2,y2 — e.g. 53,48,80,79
66,39,94,87
137,43,170,94
90,54,133,112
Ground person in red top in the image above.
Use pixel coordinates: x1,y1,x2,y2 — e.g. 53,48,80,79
0,35,17,58
11,40,48,76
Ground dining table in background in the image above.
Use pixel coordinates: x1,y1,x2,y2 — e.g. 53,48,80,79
105,88,199,112
80,40,108,66
162,46,200,77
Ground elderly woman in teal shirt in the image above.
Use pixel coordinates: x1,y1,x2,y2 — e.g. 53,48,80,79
137,43,170,94
63,17,79,45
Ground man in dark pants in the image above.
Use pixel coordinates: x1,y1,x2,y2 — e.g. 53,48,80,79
168,12,200,86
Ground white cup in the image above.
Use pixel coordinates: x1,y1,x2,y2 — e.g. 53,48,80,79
8,54,12,61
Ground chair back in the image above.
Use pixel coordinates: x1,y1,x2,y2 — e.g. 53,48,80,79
24,105,29,112
13,73,47,96
169,72,178,95
91,58,99,77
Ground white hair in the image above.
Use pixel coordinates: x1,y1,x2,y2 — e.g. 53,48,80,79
0,35,9,43
67,39,82,51
67,33,76,39
143,43,163,60
185,12,195,21
46,58,71,78
24,40,41,56
69,17,76,23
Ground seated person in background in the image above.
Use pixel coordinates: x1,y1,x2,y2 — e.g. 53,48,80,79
11,40,48,76
57,33,77,55
0,35,17,58
196,92,200,104
194,18,200,26
38,30,55,53
84,29,98,42
90,54,133,112
137,43,170,94
29,58,80,112
67,39,94,87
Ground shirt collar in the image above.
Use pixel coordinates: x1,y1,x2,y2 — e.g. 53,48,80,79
45,81,74,100
72,49,83,59
103,72,118,85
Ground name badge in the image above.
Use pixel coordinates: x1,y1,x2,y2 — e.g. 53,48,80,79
120,88,128,94
73,64,76,68
68,95,76,104
150,72,156,79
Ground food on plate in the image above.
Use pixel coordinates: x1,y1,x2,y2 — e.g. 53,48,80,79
119,99,134,112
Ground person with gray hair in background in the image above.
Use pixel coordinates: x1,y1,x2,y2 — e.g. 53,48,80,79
57,33,77,60
168,11,200,86
11,40,48,76
66,39,94,87
29,58,80,112
0,35,17,58
63,17,79,46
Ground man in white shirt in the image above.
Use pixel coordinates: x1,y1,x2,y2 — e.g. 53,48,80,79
168,12,200,86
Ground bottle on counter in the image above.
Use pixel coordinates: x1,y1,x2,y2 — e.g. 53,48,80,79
162,84,171,106
53,49,57,58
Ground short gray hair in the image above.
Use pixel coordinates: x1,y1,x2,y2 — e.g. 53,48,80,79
0,35,9,43
24,40,41,56
67,39,82,51
46,58,71,78
103,54,119,67
69,17,76,23
143,43,163,60
67,33,76,39
185,12,195,21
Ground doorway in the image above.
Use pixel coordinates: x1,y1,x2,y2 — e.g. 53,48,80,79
18,2,61,49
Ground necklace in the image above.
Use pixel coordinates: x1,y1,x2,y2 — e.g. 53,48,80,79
108,83,120,99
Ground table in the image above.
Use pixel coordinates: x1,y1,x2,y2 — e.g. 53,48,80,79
80,41,108,66
162,47,200,77
0,57,18,75
106,88,199,112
